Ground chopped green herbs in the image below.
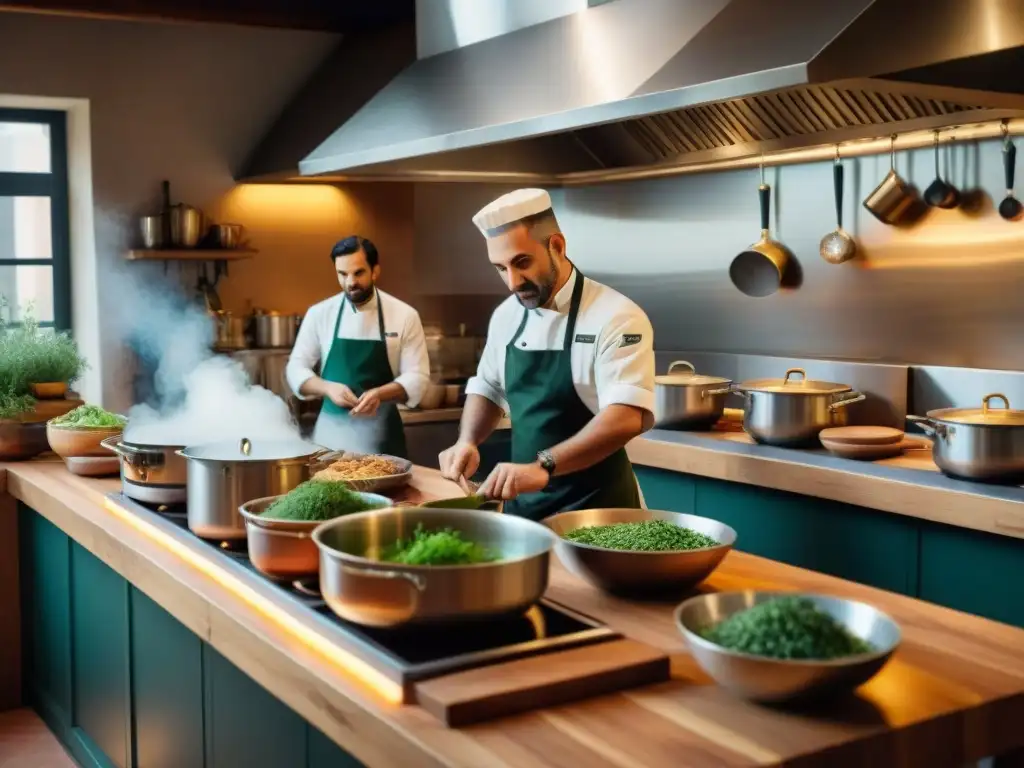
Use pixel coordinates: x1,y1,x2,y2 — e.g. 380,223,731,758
564,519,719,552
261,481,385,522
699,596,873,660
51,404,127,429
380,524,498,566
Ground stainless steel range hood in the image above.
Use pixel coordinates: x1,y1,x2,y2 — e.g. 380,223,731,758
296,0,1024,184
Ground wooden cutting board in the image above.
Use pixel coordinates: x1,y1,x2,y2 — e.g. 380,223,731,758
413,638,670,727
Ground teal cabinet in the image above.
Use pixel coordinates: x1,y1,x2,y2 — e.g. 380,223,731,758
919,523,1024,629
204,646,308,768
71,543,131,768
130,590,205,768
308,726,365,768
18,504,73,730
635,469,919,595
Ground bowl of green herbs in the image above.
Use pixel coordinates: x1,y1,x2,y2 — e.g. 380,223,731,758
47,404,128,458
542,508,736,593
239,482,391,580
675,591,901,703
312,507,554,628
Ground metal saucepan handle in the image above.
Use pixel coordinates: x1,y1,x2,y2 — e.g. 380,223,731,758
783,368,807,385
103,436,167,468
906,415,946,438
1005,141,1017,194
292,580,321,598
828,392,866,412
667,360,696,376
834,157,844,229
339,562,426,593
240,437,252,456
983,392,1011,413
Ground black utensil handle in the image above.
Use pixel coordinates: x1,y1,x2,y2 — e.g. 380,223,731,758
161,179,171,210
833,162,844,229
1005,142,1017,192
758,184,771,231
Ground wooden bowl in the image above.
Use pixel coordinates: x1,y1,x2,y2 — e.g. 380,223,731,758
46,422,124,458
30,381,68,399
818,426,904,446
0,421,50,461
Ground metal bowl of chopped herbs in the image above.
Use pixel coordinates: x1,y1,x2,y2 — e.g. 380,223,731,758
239,483,392,581
675,591,901,703
542,508,736,593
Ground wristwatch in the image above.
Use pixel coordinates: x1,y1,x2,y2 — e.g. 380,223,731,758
537,449,556,479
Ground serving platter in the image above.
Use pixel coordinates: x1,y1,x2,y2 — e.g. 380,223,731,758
309,451,413,492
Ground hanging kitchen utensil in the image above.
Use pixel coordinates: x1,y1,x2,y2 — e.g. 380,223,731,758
863,135,917,225
923,131,959,209
729,161,790,297
999,122,1023,222
819,147,856,264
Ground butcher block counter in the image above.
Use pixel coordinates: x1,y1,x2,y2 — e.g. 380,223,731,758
3,460,1024,768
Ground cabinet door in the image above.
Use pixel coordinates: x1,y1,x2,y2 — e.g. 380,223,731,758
308,725,366,768
131,589,205,768
634,467,697,514
204,646,307,768
693,477,919,595
71,543,131,768
919,523,1024,629
19,505,73,729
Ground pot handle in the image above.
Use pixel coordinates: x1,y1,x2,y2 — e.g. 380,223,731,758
667,360,696,376
292,580,321,598
705,384,742,398
983,392,1011,413
339,563,427,592
828,392,866,412
104,437,167,468
906,415,945,438
783,368,807,385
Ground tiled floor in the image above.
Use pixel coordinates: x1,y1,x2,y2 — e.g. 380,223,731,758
0,708,75,767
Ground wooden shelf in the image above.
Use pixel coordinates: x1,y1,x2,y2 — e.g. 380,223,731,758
125,249,257,261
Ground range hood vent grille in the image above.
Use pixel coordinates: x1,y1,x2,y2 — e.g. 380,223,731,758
623,85,987,162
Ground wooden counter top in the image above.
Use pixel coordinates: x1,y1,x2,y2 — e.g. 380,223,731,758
630,429,1024,541
3,460,1024,767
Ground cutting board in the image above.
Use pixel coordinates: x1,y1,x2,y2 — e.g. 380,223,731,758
413,638,670,727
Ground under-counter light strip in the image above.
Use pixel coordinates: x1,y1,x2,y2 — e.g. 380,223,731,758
101,498,404,704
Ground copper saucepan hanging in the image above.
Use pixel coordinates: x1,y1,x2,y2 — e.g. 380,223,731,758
729,161,790,298
863,134,918,225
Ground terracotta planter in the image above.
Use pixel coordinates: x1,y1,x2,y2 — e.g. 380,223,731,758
30,381,68,399
46,422,124,458
0,420,50,461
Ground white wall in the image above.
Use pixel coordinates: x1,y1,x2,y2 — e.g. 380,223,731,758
0,11,339,408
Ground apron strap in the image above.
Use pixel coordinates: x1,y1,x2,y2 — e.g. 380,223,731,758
374,288,387,340
562,269,585,351
332,296,347,340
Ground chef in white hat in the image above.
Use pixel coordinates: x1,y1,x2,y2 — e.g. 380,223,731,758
439,188,655,519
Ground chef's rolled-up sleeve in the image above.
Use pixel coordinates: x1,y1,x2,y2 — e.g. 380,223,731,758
465,311,509,412
594,309,655,416
393,312,431,408
285,306,321,400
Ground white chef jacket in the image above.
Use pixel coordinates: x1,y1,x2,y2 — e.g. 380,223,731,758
286,288,430,408
467,269,655,419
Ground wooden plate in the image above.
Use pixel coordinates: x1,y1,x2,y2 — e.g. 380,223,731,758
818,426,904,446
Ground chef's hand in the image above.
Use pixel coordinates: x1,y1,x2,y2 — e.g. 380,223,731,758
325,382,358,409
351,388,380,417
478,462,549,501
439,441,480,482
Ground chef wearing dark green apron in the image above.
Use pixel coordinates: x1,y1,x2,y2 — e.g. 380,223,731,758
286,236,431,459
439,189,655,520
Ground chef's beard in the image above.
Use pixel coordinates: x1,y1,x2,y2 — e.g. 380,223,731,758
346,284,374,305
513,251,559,310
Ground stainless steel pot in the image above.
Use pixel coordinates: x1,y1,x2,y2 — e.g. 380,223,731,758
730,368,865,447
168,204,203,248
211,310,248,350
178,437,327,540
654,360,733,430
101,435,188,504
907,393,1024,484
312,506,554,628
253,311,300,349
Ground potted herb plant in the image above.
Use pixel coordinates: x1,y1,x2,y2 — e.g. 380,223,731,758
0,387,47,460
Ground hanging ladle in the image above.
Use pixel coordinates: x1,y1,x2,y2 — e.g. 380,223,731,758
819,146,856,264
999,122,1023,222
924,130,959,209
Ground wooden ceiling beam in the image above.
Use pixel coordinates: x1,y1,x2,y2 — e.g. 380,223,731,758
0,0,415,33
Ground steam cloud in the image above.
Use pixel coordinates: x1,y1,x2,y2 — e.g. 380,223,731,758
95,211,382,453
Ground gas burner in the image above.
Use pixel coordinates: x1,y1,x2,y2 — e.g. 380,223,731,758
214,538,248,555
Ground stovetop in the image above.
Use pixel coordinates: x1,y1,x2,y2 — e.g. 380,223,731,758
108,493,618,685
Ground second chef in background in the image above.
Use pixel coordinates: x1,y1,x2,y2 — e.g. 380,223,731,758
440,188,656,519
286,236,430,458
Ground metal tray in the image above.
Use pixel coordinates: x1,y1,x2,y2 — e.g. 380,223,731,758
309,451,413,493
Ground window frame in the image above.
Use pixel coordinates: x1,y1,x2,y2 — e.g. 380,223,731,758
0,107,71,331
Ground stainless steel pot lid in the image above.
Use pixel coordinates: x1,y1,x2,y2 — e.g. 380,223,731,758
180,437,325,461
654,360,731,387
736,367,851,395
926,393,1024,426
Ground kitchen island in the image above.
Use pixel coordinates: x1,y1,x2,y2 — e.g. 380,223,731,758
3,461,1024,767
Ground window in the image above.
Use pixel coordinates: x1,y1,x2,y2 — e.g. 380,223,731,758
0,108,71,331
